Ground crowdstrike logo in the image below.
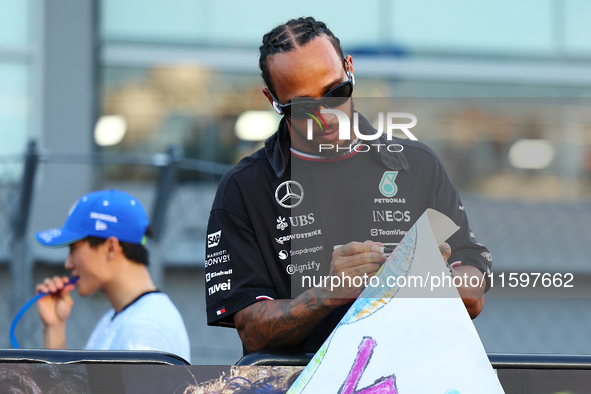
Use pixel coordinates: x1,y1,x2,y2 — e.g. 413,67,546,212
307,109,418,141
275,229,322,245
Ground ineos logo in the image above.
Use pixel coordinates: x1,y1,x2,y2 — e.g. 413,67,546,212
275,181,304,208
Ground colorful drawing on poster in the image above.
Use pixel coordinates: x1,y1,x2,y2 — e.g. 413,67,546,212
339,337,397,394
288,226,417,394
287,209,503,394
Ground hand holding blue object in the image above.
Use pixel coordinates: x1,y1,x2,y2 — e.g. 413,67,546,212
10,276,79,348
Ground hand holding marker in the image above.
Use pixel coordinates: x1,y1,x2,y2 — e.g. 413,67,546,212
10,276,79,348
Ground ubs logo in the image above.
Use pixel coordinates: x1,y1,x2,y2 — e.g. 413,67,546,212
275,181,304,208
289,213,315,227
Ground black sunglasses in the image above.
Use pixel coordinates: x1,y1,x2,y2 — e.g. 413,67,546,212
269,59,355,120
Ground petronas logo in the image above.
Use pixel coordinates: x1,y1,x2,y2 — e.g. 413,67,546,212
379,171,398,197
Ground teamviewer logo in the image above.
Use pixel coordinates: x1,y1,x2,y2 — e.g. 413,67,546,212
207,230,222,248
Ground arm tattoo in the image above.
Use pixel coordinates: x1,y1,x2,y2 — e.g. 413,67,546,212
234,289,339,352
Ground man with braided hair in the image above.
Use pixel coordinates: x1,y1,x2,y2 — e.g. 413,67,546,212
205,17,492,354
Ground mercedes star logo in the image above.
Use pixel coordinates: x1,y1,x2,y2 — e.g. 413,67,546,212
275,180,304,208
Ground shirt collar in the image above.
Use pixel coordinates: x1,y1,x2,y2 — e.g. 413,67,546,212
264,112,409,179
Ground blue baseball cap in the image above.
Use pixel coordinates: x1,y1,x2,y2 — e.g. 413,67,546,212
36,189,149,247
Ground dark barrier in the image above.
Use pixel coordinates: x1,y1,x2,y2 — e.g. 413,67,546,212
237,350,591,369
0,348,189,365
4,350,591,393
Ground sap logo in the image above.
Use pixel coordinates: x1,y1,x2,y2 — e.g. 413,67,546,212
289,213,315,227
208,279,231,296
207,230,222,248
372,210,411,223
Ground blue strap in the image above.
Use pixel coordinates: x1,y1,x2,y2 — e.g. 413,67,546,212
10,277,79,348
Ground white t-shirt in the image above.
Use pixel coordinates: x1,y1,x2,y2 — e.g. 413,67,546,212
85,292,191,362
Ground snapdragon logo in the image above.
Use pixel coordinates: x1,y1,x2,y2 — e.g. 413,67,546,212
307,109,418,152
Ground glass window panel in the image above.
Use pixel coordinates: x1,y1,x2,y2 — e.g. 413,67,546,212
206,0,381,48
101,0,382,48
391,0,554,55
564,0,591,56
0,0,31,48
0,62,29,181
101,0,573,57
101,0,204,42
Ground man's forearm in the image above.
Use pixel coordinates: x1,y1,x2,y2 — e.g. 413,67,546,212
234,287,346,352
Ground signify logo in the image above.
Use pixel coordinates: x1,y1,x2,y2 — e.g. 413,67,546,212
306,109,418,152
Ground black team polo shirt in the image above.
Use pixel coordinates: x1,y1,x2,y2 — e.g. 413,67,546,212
205,114,492,355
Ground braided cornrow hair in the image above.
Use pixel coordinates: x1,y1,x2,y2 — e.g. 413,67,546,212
259,17,345,99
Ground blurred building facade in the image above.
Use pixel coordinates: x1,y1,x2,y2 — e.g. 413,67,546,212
3,0,591,364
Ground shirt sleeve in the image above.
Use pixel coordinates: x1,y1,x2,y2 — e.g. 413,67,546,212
205,200,279,327
433,158,493,292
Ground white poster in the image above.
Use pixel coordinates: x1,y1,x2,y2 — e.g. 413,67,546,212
288,209,504,394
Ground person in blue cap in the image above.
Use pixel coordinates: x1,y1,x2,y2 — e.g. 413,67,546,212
34,189,191,362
